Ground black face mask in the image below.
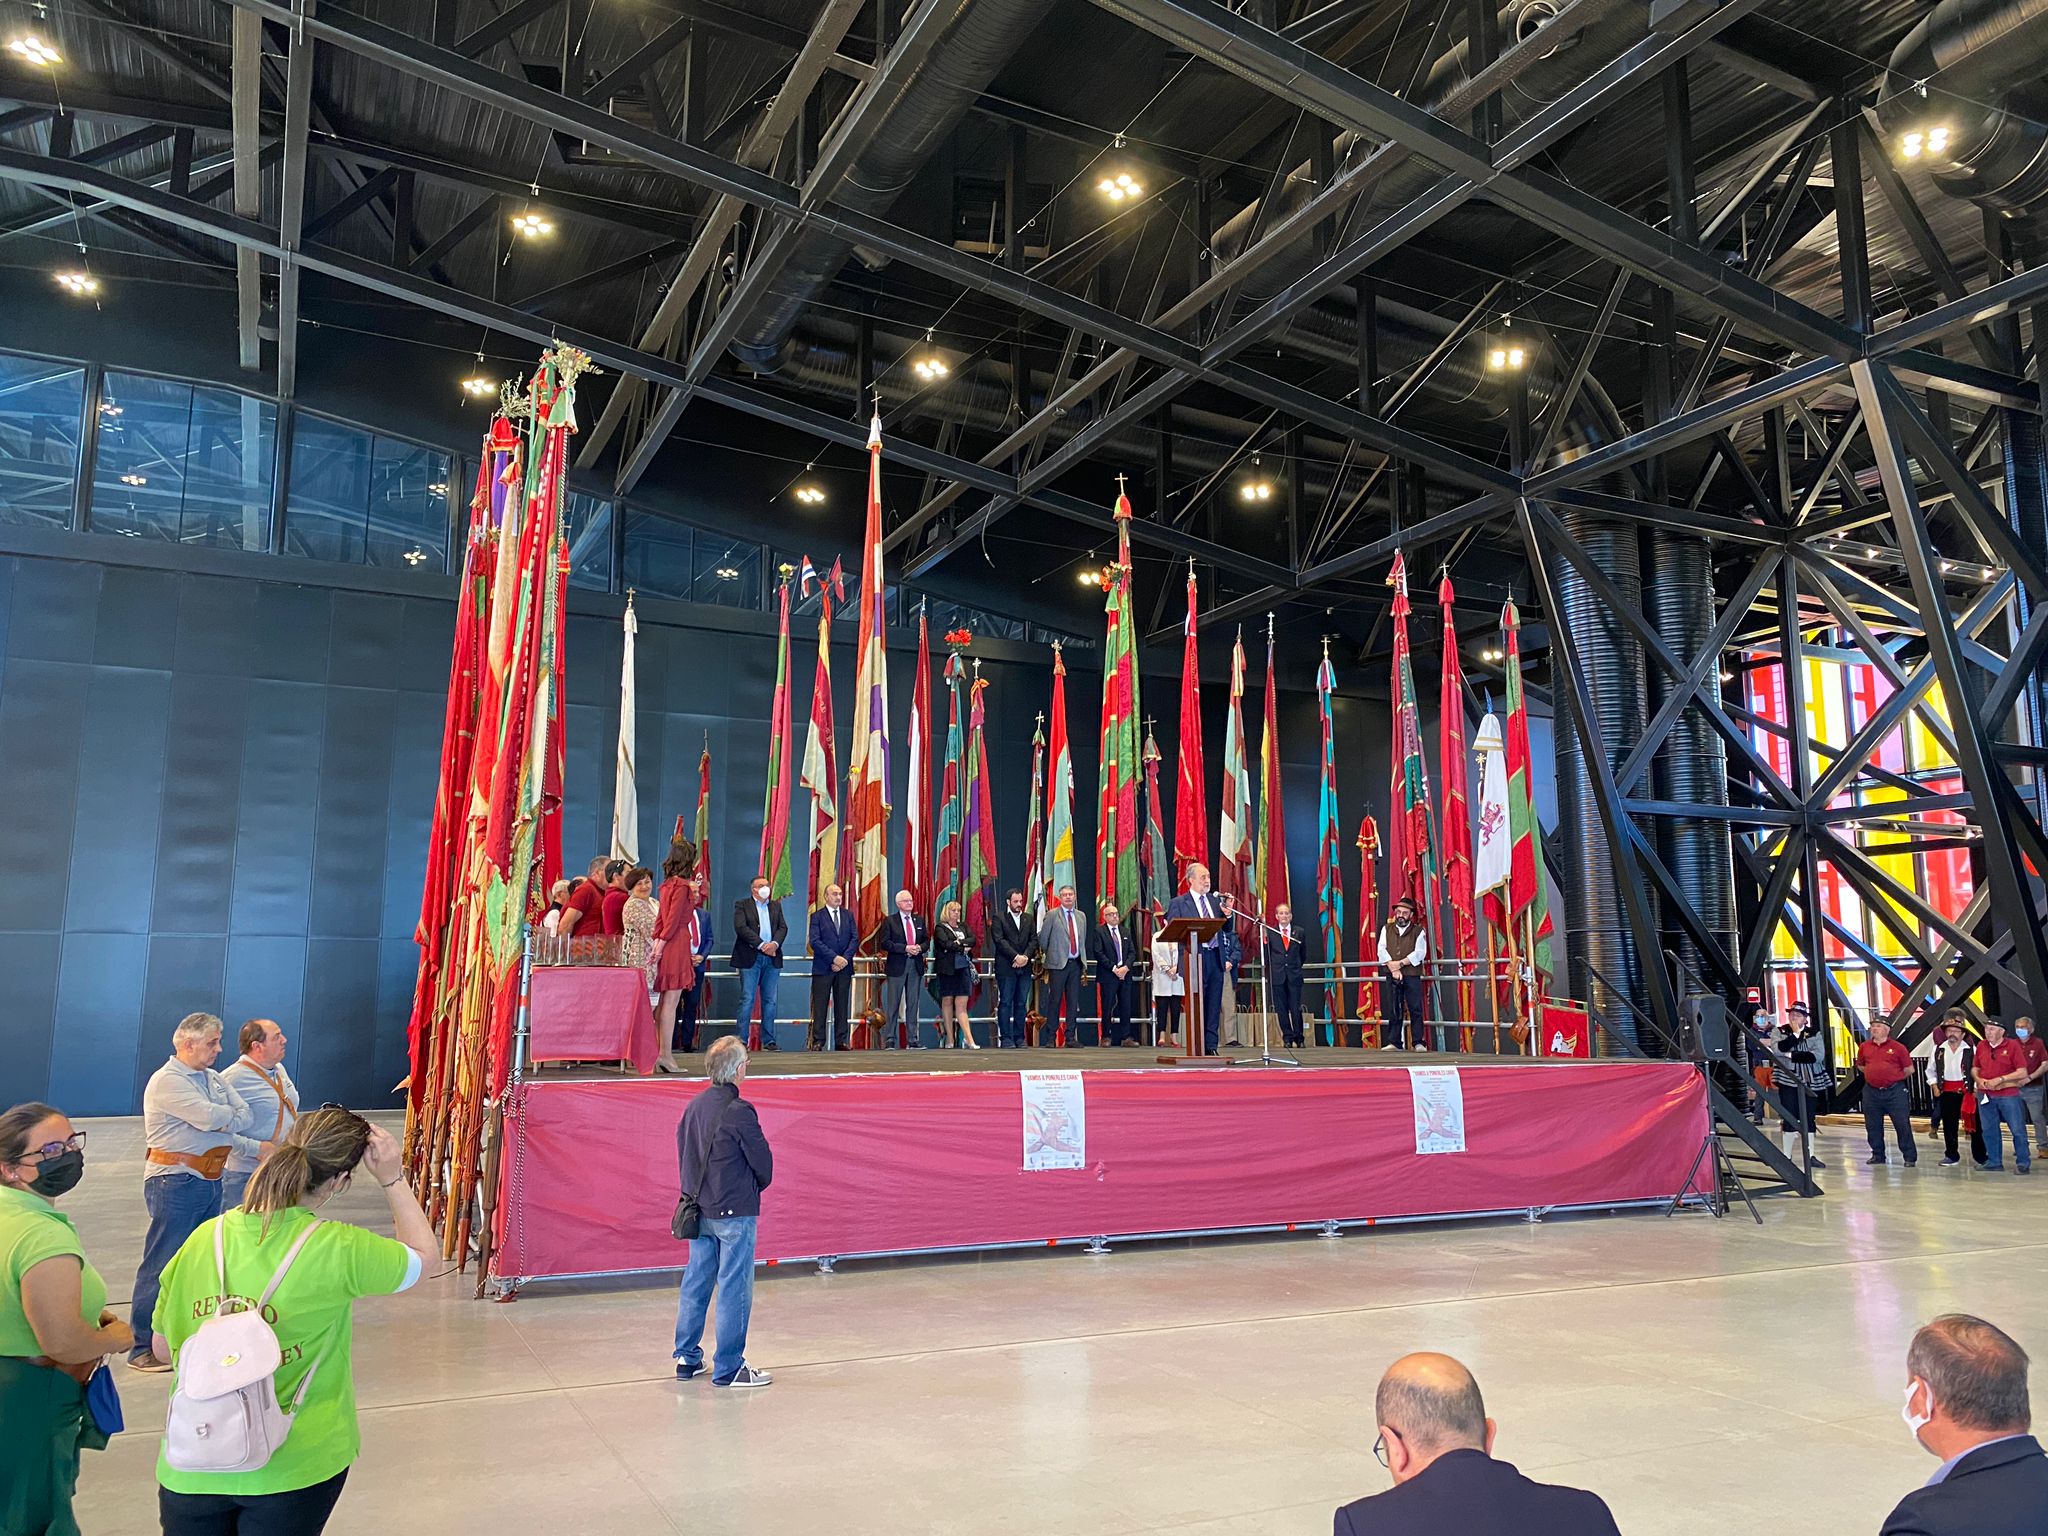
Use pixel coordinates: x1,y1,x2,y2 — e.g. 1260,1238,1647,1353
26,1149,84,1199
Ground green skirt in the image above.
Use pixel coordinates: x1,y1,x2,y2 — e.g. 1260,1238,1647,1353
0,1355,104,1536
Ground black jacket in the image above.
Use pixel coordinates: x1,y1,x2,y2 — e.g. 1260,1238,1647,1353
1089,920,1135,982
1265,927,1308,987
933,921,974,976
880,910,928,977
1882,1434,2048,1536
730,896,789,970
992,907,1038,967
675,1082,773,1219
1332,1450,1621,1536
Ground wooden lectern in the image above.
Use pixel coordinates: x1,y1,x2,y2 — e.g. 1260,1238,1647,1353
1157,914,1231,1065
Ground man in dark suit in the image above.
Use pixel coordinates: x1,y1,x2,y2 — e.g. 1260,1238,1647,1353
1884,1313,2047,1536
878,888,926,1048
1165,862,1228,1053
807,882,858,1051
1334,1353,1621,1536
1036,886,1090,1047
991,888,1038,1048
1090,902,1137,1046
1266,902,1308,1049
730,875,788,1051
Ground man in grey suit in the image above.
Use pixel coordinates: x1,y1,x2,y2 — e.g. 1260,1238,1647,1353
1037,885,1091,1046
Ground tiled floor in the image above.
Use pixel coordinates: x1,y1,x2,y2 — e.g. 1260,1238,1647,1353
58,1113,2043,1534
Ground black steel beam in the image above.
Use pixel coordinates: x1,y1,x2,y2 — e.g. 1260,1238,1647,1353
1855,358,2048,1014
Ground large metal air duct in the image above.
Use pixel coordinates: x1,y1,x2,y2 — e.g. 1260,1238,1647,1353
1876,0,2048,216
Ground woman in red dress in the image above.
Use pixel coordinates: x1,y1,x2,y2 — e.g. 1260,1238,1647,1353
651,836,703,1073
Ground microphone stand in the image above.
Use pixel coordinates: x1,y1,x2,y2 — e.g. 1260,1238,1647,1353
1235,913,1300,1068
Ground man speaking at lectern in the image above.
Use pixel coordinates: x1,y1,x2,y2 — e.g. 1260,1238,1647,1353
1166,863,1228,1054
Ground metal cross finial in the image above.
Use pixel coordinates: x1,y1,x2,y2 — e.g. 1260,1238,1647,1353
1115,471,1128,492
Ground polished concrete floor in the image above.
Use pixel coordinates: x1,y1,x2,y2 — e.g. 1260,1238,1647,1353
59,1113,2043,1535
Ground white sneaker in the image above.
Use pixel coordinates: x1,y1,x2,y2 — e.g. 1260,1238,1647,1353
1380,1043,1397,1051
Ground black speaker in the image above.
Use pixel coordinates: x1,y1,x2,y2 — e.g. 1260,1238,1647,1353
1684,993,1731,1062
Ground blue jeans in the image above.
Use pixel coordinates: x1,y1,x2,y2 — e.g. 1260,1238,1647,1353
736,960,780,1042
131,1173,222,1357
218,1169,252,1212
673,1215,758,1383
996,965,1031,1047
1980,1095,2032,1170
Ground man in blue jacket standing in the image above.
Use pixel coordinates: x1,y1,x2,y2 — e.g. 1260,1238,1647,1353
807,882,858,1051
674,1036,774,1389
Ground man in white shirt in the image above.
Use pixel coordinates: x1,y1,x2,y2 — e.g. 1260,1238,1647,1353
220,1017,300,1209
1378,897,1430,1051
129,1012,267,1370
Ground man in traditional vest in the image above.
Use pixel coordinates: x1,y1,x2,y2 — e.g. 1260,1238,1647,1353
220,1017,300,1208
1378,896,1429,1051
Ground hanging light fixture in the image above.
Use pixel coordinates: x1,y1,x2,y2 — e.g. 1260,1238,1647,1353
911,329,950,382
1097,170,1145,202
1238,453,1275,503
7,33,61,67
54,269,99,297
1898,124,1952,160
793,465,826,505
119,472,147,487
510,208,554,240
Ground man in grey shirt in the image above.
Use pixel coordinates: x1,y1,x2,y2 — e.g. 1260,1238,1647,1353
219,1016,300,1210
128,1011,267,1371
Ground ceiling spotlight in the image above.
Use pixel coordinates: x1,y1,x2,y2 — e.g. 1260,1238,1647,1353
793,484,826,505
1078,568,1102,587
1239,454,1275,502
460,374,497,399
510,209,554,239
1899,124,1952,161
715,566,740,581
1096,170,1145,202
1486,342,1527,372
119,472,147,486
403,547,427,566
912,354,949,382
7,34,62,67
97,402,122,418
427,481,448,497
54,269,99,297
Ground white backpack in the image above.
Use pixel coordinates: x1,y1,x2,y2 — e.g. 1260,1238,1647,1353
163,1217,327,1474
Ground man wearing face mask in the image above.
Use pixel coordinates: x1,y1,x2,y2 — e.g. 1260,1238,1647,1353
2012,1016,2048,1157
1885,1313,2047,1535
0,1100,133,1535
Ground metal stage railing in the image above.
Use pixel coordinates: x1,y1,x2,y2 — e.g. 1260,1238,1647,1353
521,942,1539,1058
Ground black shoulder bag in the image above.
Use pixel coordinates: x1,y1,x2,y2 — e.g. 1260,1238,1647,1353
673,1096,737,1241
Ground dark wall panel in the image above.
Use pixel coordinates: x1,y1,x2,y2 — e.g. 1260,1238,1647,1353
51,932,148,1115
0,658,90,930
68,666,173,936
151,674,249,933
0,932,64,1107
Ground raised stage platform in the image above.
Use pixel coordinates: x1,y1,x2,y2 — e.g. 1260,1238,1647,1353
490,1052,1713,1288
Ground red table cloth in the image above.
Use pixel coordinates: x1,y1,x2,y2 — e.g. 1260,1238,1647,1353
527,965,657,1075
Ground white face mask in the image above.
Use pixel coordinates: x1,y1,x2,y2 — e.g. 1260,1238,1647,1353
1901,1380,1932,1446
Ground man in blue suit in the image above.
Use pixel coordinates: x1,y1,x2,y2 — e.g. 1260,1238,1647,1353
1165,862,1229,1053
1884,1313,2047,1536
1333,1353,1621,1536
807,882,858,1051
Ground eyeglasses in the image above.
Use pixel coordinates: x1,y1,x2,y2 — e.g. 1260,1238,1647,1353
1372,1432,1389,1468
26,1132,86,1161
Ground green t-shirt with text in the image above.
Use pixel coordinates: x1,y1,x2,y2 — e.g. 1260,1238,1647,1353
0,1184,106,1357
154,1206,411,1495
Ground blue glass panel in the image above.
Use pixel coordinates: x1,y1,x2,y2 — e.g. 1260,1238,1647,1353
693,535,760,608
92,371,272,550
622,506,692,599
563,490,613,591
0,353,83,527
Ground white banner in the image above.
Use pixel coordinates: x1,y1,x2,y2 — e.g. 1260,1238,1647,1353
1474,714,1511,899
1408,1066,1467,1155
1021,1071,1086,1171
610,599,639,864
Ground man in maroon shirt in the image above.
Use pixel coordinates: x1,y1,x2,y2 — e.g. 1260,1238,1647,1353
1974,1019,2033,1174
599,859,631,936
2015,1016,2048,1156
559,856,610,938
1855,1019,1917,1167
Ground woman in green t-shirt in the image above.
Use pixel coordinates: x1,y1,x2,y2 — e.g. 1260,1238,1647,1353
153,1107,438,1534
1,1100,135,1536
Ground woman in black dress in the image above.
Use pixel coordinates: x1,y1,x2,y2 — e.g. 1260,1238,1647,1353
933,900,980,1050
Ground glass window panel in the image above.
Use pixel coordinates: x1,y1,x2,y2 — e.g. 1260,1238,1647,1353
91,372,272,549
563,491,613,591
285,415,372,563
366,437,450,571
693,536,760,609
623,507,693,599
0,353,83,527
182,387,276,551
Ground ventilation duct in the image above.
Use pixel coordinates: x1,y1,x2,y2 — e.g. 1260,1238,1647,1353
1876,0,2048,216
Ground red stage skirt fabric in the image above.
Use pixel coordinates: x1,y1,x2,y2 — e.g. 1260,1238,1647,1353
494,1062,1710,1280
525,966,657,1075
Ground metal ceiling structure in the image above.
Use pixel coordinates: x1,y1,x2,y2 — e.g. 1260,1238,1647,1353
7,0,2048,1171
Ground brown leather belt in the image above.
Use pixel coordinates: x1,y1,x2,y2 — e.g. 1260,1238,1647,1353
146,1145,229,1179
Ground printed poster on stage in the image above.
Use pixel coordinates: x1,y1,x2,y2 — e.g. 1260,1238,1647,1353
1021,1071,1086,1171
1407,1066,1466,1155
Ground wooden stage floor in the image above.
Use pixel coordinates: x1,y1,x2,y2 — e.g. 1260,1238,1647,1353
530,1044,1597,1079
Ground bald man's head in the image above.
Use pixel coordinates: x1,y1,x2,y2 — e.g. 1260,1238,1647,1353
1375,1353,1493,1479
